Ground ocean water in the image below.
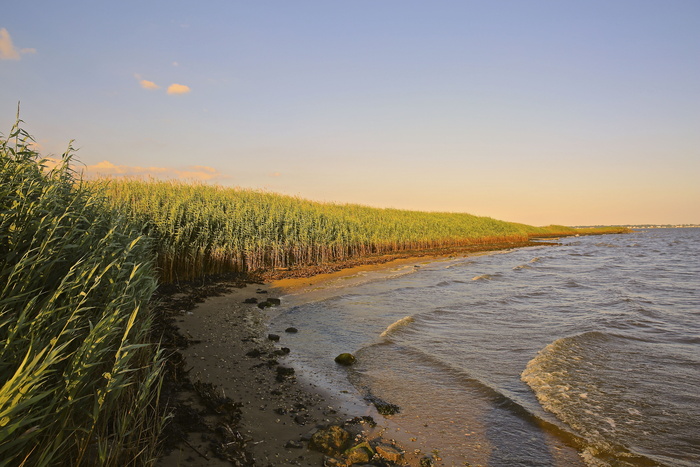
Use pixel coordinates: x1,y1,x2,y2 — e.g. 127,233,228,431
269,229,700,466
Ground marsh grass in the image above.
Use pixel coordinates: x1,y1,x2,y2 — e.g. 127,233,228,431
101,179,620,283
0,120,166,466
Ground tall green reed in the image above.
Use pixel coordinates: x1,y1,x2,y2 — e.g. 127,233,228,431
102,179,592,282
0,119,166,466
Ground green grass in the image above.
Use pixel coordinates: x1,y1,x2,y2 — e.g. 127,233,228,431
0,120,166,466
100,179,611,282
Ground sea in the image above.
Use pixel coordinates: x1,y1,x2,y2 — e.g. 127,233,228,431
268,228,699,466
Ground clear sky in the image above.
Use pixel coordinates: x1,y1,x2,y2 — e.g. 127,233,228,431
2,1,699,226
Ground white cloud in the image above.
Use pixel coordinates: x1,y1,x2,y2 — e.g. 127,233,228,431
0,28,23,60
140,79,160,90
167,83,191,95
84,160,226,181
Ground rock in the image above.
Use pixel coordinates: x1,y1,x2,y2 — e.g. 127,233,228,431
294,414,309,425
334,353,356,366
420,456,435,466
258,301,272,309
245,349,263,358
243,297,258,304
267,334,280,341
309,425,351,456
285,440,304,449
300,427,319,441
322,457,344,467
285,327,298,333
273,347,291,356
276,366,295,382
375,444,403,463
365,394,400,415
344,441,374,464
256,289,268,294
267,297,281,305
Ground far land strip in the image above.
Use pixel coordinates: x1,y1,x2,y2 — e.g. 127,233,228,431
156,240,559,467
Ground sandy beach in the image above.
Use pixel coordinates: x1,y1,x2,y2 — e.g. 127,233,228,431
156,260,442,467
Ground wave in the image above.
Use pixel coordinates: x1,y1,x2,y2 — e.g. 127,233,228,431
379,316,415,337
512,264,532,271
472,273,501,281
522,332,690,466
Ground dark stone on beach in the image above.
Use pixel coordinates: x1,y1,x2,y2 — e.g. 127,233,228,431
301,427,319,441
294,414,309,425
334,353,356,366
276,366,295,382
243,297,258,304
267,334,280,341
256,289,268,294
245,349,263,358
258,301,272,309
273,347,291,356
285,327,298,333
365,394,400,415
420,456,436,466
309,425,350,456
375,444,403,463
285,440,304,449
267,297,281,305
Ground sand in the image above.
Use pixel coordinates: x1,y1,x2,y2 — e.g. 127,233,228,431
156,270,430,467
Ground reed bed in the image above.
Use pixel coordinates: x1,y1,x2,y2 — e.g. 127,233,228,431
101,179,596,282
0,122,165,466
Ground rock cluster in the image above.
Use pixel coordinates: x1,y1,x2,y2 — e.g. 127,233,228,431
309,423,409,466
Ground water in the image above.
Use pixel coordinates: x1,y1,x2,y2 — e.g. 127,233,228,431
269,229,700,466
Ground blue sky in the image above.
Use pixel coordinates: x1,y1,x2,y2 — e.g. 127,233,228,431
2,1,699,225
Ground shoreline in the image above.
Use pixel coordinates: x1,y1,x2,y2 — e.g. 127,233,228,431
155,241,562,466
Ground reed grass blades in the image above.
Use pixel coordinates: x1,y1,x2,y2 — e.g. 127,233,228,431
101,179,617,282
0,120,166,466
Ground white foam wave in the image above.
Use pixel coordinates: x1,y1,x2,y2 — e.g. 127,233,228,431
380,316,415,337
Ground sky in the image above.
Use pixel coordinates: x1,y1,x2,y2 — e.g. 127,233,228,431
2,1,699,226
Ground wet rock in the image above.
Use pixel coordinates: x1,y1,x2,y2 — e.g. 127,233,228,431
322,457,344,467
334,353,356,366
309,425,351,456
258,301,272,309
300,427,319,441
243,297,258,304
365,394,400,415
256,289,268,294
375,444,403,463
273,347,291,356
267,334,280,341
285,440,304,449
344,441,374,464
276,366,295,382
245,349,263,358
267,297,281,306
420,456,435,466
294,414,309,425
285,327,298,333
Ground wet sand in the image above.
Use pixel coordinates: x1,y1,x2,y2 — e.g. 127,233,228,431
156,274,428,466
